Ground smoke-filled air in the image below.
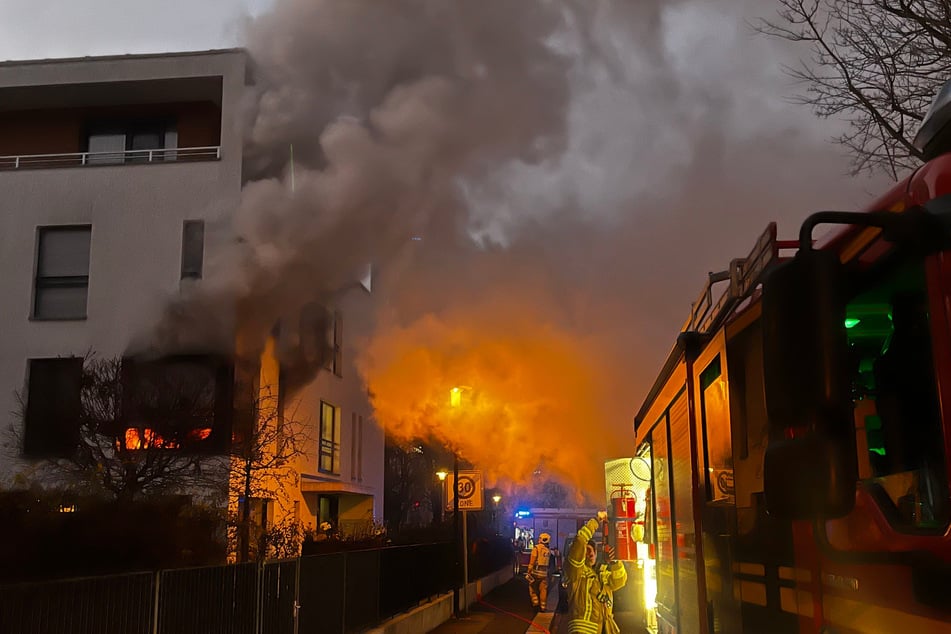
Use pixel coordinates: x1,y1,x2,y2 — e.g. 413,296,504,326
154,0,883,498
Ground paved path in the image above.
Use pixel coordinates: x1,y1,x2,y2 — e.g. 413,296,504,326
428,574,646,634
427,575,554,634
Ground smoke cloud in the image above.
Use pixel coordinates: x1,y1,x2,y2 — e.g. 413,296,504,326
151,0,886,498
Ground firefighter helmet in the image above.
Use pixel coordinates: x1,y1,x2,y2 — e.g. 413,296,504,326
539,533,551,544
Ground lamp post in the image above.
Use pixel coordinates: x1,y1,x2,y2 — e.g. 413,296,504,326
436,469,448,526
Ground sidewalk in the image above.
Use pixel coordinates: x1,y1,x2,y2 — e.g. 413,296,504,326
427,574,554,634
426,574,646,634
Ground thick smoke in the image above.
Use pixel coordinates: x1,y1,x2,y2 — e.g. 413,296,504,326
154,0,885,498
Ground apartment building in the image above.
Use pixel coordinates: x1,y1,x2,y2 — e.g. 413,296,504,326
0,50,382,546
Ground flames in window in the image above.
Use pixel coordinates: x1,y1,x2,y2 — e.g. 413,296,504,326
120,427,212,450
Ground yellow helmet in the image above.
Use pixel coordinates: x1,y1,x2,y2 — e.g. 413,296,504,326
539,533,551,544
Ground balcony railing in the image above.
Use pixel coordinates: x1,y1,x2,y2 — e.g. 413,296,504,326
0,146,221,170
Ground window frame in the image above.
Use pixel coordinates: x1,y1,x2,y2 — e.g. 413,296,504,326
22,357,83,458
32,225,92,321
845,254,950,535
181,220,205,280
83,117,173,164
318,401,340,475
332,311,343,377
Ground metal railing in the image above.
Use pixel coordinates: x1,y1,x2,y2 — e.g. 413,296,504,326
0,146,221,170
0,543,456,634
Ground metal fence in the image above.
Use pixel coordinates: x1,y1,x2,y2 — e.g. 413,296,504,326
0,543,454,634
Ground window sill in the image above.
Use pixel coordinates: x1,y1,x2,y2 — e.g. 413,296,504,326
29,316,88,322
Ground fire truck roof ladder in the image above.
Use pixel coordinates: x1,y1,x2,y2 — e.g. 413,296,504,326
685,222,787,335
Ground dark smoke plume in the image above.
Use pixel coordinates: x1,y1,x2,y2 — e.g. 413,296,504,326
145,0,884,497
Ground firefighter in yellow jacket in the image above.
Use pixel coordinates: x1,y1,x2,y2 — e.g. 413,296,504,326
564,512,627,634
526,532,553,611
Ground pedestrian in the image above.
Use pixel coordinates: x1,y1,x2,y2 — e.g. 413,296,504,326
526,531,553,611
563,511,627,634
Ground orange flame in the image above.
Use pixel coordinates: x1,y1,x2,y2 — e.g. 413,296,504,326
122,428,179,450
360,305,630,498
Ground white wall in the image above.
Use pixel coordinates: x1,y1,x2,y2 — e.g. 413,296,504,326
0,50,246,485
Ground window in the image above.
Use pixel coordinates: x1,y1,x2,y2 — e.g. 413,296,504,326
86,132,126,164
846,259,949,532
357,415,363,482
332,311,343,377
120,355,229,453
699,355,734,503
85,119,172,164
319,401,340,475
23,358,83,458
181,220,205,280
350,413,364,482
33,226,91,320
351,412,357,481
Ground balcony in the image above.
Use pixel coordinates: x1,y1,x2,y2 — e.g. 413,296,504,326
0,75,224,172
0,146,221,170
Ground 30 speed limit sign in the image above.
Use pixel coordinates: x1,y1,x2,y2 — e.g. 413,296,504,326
445,470,484,511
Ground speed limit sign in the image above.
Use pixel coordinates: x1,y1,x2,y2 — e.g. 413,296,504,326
445,470,484,511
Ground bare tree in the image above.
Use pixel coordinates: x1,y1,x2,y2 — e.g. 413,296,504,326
383,438,446,532
13,355,224,504
229,385,312,562
756,0,951,177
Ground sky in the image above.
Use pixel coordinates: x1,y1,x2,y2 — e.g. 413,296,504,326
0,0,271,61
0,0,892,497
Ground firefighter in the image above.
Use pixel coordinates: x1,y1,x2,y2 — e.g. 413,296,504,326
564,511,627,634
526,532,553,611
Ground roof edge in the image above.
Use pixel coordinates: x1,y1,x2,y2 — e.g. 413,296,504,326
0,48,247,68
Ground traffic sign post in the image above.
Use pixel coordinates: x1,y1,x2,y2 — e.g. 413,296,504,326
445,469,483,615
445,470,484,511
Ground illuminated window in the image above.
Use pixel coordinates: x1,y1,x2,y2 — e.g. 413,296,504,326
319,401,340,475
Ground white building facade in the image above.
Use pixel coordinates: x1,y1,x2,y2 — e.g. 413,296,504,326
0,50,383,545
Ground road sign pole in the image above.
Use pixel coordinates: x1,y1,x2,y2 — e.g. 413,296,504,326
453,451,460,618
462,510,469,616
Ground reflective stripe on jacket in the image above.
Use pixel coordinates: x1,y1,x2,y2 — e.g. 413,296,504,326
564,518,628,634
528,543,551,577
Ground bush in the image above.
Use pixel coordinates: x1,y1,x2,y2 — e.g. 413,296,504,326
0,490,226,582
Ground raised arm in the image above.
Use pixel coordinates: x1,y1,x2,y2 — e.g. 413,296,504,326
565,517,599,581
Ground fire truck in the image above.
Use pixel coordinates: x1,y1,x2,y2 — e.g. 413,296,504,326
630,82,951,633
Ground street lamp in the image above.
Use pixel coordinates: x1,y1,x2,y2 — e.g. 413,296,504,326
492,494,502,536
435,469,448,526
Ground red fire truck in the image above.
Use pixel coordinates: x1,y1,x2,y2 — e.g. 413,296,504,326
631,83,951,633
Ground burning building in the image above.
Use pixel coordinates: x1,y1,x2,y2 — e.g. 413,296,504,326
0,49,383,558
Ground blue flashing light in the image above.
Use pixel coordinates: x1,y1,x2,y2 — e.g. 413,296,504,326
515,510,532,519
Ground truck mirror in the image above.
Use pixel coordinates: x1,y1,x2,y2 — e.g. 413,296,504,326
764,436,854,519
761,247,857,518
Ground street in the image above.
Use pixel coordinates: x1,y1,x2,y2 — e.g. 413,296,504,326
430,574,646,634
